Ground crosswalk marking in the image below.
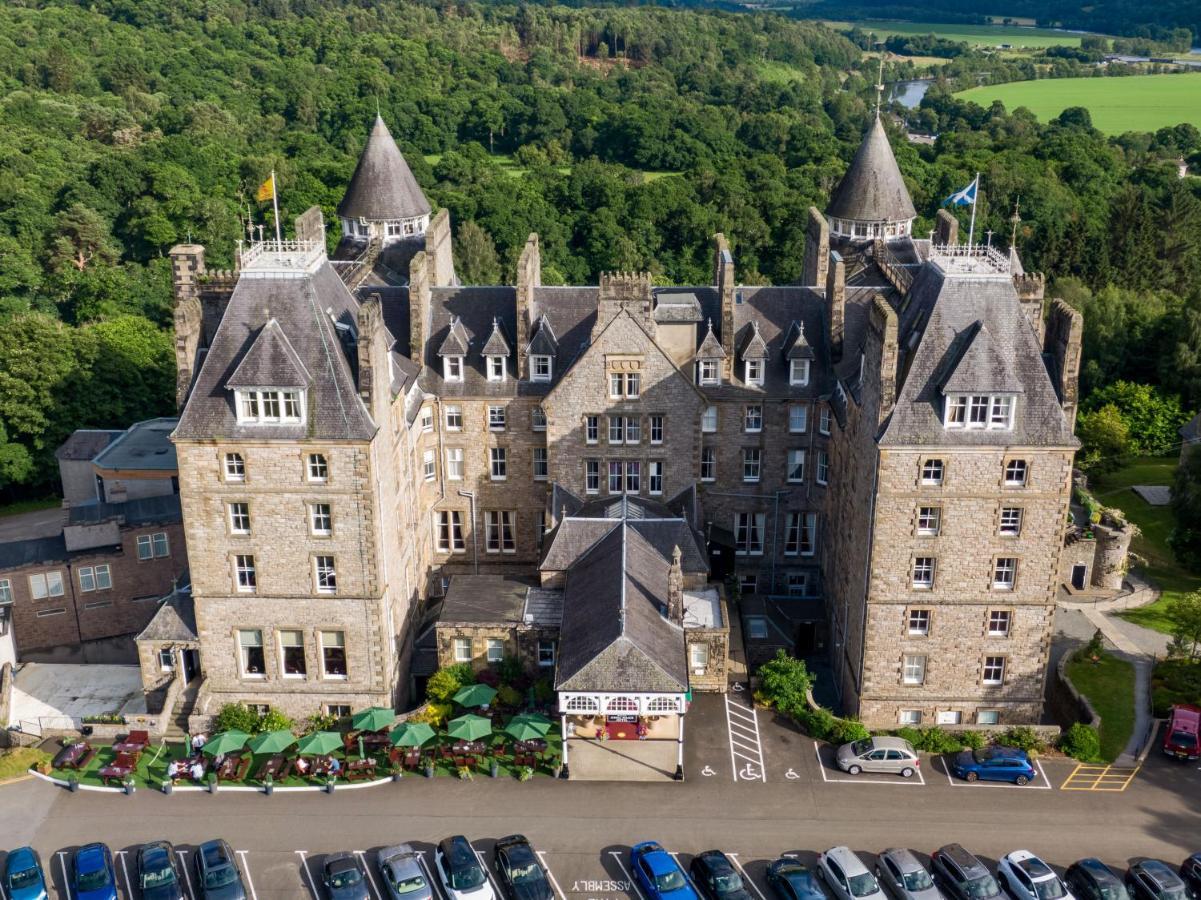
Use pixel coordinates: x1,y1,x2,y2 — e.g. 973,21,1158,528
725,686,767,782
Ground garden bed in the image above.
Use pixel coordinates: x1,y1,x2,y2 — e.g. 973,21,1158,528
1151,658,1201,718
1064,650,1135,761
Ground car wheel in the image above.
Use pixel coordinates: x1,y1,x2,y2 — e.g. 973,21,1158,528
848,765,862,775
1015,775,1029,786
964,771,978,782
900,767,915,778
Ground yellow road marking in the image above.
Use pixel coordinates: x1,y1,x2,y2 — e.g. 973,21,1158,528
1059,763,1140,791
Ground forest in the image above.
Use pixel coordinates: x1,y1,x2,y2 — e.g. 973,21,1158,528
0,0,1199,498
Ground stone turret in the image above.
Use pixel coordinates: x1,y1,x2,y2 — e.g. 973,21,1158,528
337,115,432,246
594,271,654,339
826,117,916,244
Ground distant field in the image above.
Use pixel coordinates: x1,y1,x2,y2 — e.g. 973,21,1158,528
423,152,678,182
955,74,1201,134
826,19,1094,48
755,59,806,83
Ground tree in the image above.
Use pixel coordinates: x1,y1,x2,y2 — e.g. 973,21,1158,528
1083,381,1191,457
756,650,813,719
453,221,502,285
1076,403,1130,474
1166,590,1201,660
1171,450,1201,569
47,204,120,276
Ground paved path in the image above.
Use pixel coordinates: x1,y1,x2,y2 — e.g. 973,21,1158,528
0,506,64,542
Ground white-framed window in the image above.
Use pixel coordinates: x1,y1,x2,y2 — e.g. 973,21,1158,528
488,406,506,431
314,555,337,594
701,406,718,433
29,571,65,600
486,638,505,663
446,448,463,481
531,355,552,382
485,510,516,553
310,503,332,536
993,558,1017,590
819,406,831,435
531,407,547,431
586,460,600,494
789,404,808,433
585,415,599,444
487,355,507,382
279,629,306,678
899,709,922,726
325,703,352,718
307,453,328,482
625,461,641,493
607,461,623,494
533,448,548,481
453,637,471,662
152,532,169,558
608,416,623,444
977,709,1000,725
0,579,11,605
647,696,678,712
817,450,829,485
490,447,507,480
625,417,641,444
689,642,710,674
78,565,112,592
787,449,805,483
610,372,640,398
235,389,304,425
700,448,716,482
1004,459,1028,486
907,608,930,636
650,415,663,444
420,407,433,432
224,500,249,535
744,405,763,432
423,450,436,481
136,535,153,559
946,395,967,426
235,555,256,593
238,629,265,678
982,655,1005,685
443,356,463,382
938,710,962,725
991,395,1014,428
742,448,761,483
697,359,720,385
158,649,175,672
787,572,808,596
744,359,764,386
735,512,764,555
1000,507,1023,536
224,452,245,481
445,405,463,430
35,607,66,618
790,359,810,386
902,654,926,685
783,512,817,556
921,458,944,485
917,506,940,536
944,394,1015,430
320,630,347,679
436,510,466,553
648,461,663,495
537,640,556,667
912,557,935,590
746,617,768,640
564,695,598,712
988,609,1011,637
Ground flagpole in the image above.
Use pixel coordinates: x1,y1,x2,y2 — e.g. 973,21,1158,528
967,172,980,247
270,168,282,245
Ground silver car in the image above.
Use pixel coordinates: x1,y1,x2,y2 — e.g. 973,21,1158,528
819,848,888,900
835,737,920,778
877,850,944,900
377,845,434,900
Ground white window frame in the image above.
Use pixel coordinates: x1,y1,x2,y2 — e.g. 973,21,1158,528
158,648,175,672
993,558,1017,590
585,415,599,444
817,450,829,486
700,448,716,482
314,555,337,594
279,629,306,679
623,460,640,493
486,639,505,663
533,448,548,481
921,459,944,485
907,608,930,636
487,356,507,382
228,502,251,535
152,532,169,558
235,389,304,425
319,630,347,680
224,452,245,481
977,709,1000,725
787,449,806,483
735,512,765,556
586,460,600,495
742,448,761,483
445,405,463,430
787,573,808,596
488,406,506,431
648,460,663,496
436,510,465,553
917,506,940,536
235,555,256,593
1004,459,1028,487
912,557,935,590
983,656,1005,685
790,359,810,386
490,447,507,480
238,629,265,679
902,654,926,685
987,609,1012,637
537,640,556,667
650,415,663,444
423,449,436,481
310,503,332,536
443,356,464,382
531,408,547,432
746,617,768,640
608,416,624,445
744,359,764,386
819,406,831,435
789,404,808,434
531,355,552,382
446,448,464,481
689,642,710,674
453,637,471,662
744,405,763,433
625,417,641,444
0,578,11,605
899,709,922,726
608,461,623,494
307,453,328,482
136,535,153,560
420,407,433,432
701,406,718,433
485,510,517,553
697,360,719,386
999,507,1023,536
29,571,65,600
944,393,1016,430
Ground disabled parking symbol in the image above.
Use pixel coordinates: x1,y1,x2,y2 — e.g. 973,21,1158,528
785,768,800,780
702,765,716,777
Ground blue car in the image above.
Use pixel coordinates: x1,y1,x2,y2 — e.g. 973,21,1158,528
72,843,118,900
951,746,1036,785
4,847,48,900
631,843,699,900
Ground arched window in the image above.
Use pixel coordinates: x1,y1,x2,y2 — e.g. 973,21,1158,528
565,696,598,712
606,696,638,712
647,696,678,713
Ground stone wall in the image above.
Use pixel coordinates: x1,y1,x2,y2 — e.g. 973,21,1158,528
1091,520,1131,591
433,622,558,678
1047,651,1101,730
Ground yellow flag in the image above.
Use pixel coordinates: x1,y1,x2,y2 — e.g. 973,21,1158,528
255,174,275,202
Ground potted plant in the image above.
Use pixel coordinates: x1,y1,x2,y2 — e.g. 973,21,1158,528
457,766,473,781
263,774,274,796
325,776,337,794
123,775,136,796
516,766,534,782
550,757,562,779
68,775,79,793
390,764,403,783
423,758,435,779
207,772,219,794
490,759,500,778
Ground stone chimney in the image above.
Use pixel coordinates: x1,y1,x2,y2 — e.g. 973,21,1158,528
425,209,455,286
169,244,206,410
294,206,326,246
870,295,899,425
667,545,684,625
1045,299,1083,430
357,293,386,417
515,233,541,380
934,209,959,246
594,271,654,340
802,207,830,287
409,250,431,366
826,250,846,363
714,234,736,379
1014,271,1046,342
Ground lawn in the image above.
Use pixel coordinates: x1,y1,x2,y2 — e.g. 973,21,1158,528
0,497,59,518
1065,651,1136,762
0,747,49,781
1088,456,1201,634
423,151,676,182
825,20,1097,48
755,60,806,83
955,74,1201,134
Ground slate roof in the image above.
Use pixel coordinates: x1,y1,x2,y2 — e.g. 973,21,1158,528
653,290,704,323
739,321,770,360
91,419,179,472
695,321,727,359
523,588,564,626
225,318,311,389
56,429,122,462
940,321,1024,395
438,575,535,624
827,117,917,224
68,494,182,527
783,321,814,360
481,318,511,357
137,588,197,643
0,535,68,571
337,115,432,222
526,315,558,356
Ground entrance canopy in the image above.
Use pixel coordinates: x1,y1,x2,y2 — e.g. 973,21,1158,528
559,692,686,716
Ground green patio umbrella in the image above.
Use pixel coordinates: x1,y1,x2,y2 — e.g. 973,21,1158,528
446,713,493,742
389,722,436,748
351,706,396,733
295,731,344,756
453,683,497,708
246,729,296,755
201,730,249,757
503,719,548,742
512,712,552,730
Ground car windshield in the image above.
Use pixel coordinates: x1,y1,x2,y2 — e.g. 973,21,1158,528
451,864,485,891
77,867,110,891
971,750,992,764
1098,883,1131,900
655,871,688,893
9,867,40,889
851,740,873,756
330,868,363,889
849,873,880,897
1034,880,1065,900
1170,731,1198,748
142,866,177,888
511,864,545,886
714,872,745,894
205,865,239,889
903,870,935,892
390,872,428,893
965,876,1000,899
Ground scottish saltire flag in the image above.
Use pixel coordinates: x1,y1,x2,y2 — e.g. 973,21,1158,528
943,177,978,207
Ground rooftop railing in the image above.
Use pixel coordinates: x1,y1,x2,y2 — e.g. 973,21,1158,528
928,241,1011,275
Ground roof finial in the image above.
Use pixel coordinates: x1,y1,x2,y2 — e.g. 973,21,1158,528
375,96,381,118
875,52,885,121
1009,197,1022,247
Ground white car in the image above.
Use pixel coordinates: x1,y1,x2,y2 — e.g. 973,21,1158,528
818,848,889,900
997,852,1074,900
434,836,495,900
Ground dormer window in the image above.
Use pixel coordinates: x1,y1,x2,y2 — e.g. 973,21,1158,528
697,360,720,386
944,394,1015,430
745,360,764,386
443,356,463,382
531,355,552,382
487,356,507,382
235,389,303,425
790,359,810,386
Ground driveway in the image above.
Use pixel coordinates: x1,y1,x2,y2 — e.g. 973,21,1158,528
7,662,145,729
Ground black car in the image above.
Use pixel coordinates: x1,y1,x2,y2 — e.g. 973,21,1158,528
690,851,754,900
493,836,553,900
930,845,1001,900
323,852,370,900
1066,859,1130,900
766,859,827,900
137,842,184,900
1127,861,1193,900
1180,856,1201,898
195,840,248,900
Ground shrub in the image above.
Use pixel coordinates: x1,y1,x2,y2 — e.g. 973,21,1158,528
757,650,813,719
476,668,501,688
795,706,835,741
1073,629,1106,663
258,709,294,734
827,717,870,744
426,666,470,703
959,730,986,750
1150,658,1201,715
413,702,452,726
912,727,967,755
496,684,522,707
1059,723,1101,761
999,726,1046,755
532,678,554,704
215,703,259,734
894,726,923,747
498,655,524,685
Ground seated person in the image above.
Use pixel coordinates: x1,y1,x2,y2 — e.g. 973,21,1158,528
191,733,207,751
294,756,310,776
213,753,226,769
327,756,342,775
189,761,206,782
167,760,185,780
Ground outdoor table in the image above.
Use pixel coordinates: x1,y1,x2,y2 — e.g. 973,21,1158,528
113,730,150,754
98,763,133,785
345,758,377,781
254,754,286,781
359,732,391,750
513,739,548,754
217,752,249,782
53,742,94,770
451,741,486,756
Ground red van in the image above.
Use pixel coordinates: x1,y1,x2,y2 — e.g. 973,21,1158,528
1162,704,1201,760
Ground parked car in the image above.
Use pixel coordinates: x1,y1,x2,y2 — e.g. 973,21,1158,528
1126,861,1193,900
195,839,248,900
377,844,433,900
137,841,184,900
493,835,553,900
817,847,887,900
766,859,827,900
950,747,1036,785
630,842,699,900
1180,856,1201,898
876,849,943,900
72,843,117,900
1162,706,1201,761
3,846,47,900
690,851,754,900
836,738,921,778
930,845,1003,900
323,852,370,900
997,851,1072,900
435,836,494,900
1065,859,1130,900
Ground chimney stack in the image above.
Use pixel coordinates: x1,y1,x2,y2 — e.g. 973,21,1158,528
667,545,684,624
714,234,736,379
826,251,846,363
516,233,541,380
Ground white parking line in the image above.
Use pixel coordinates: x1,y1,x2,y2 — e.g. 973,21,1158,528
296,850,322,899
936,756,1053,790
474,847,506,898
536,851,568,900
724,690,767,782
811,742,926,785
57,852,73,900
609,851,648,900
115,850,135,899
176,850,198,900
727,854,769,900
420,851,450,900
355,850,385,900
236,849,260,900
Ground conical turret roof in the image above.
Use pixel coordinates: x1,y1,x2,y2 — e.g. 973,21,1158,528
337,115,432,221
827,117,916,224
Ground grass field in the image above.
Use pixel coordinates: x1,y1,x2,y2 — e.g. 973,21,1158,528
755,59,806,83
423,152,678,182
955,74,1201,134
1065,651,1135,762
825,20,1094,48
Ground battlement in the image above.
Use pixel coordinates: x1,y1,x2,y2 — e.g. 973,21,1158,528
599,270,654,299
1013,272,1045,295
